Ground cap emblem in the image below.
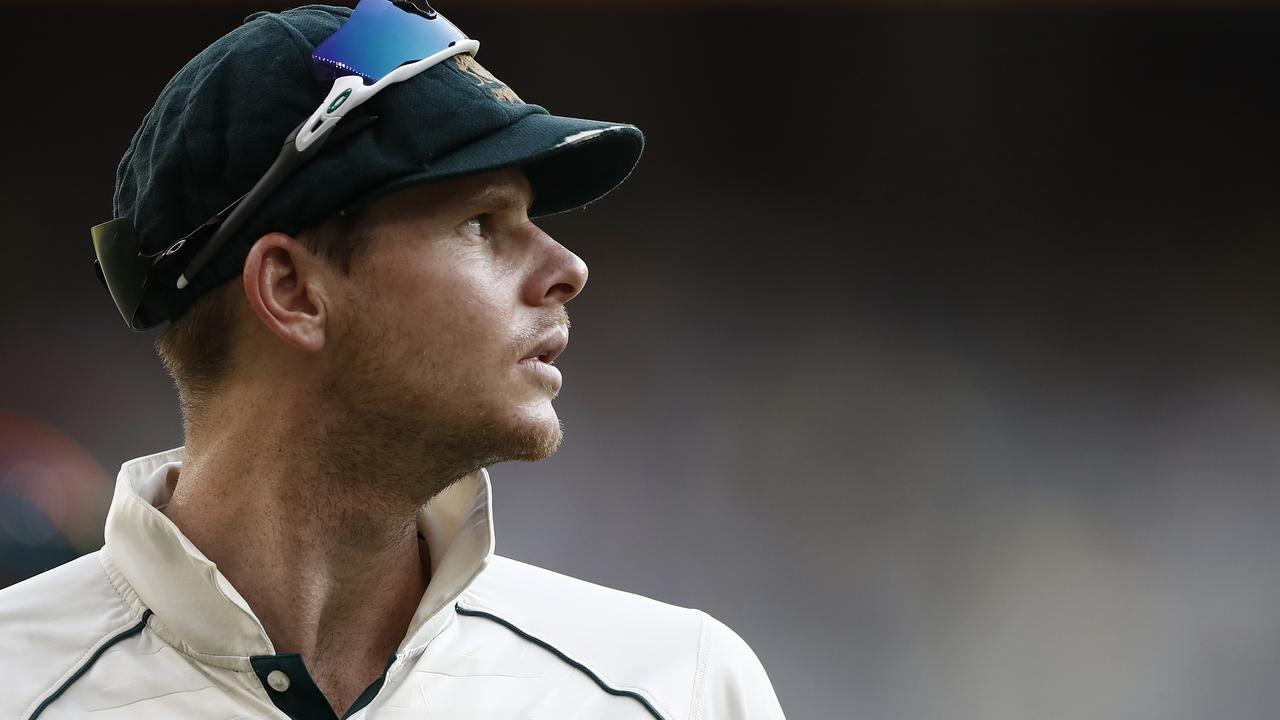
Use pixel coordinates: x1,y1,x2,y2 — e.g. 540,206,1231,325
452,54,522,104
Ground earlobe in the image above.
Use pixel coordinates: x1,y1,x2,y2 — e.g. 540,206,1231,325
242,233,327,353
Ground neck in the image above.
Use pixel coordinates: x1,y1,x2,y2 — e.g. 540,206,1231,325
169,442,428,657
162,383,468,712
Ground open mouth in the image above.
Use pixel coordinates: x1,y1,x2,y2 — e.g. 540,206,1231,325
521,328,568,365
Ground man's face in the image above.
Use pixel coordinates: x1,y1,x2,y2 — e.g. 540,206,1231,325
319,167,586,481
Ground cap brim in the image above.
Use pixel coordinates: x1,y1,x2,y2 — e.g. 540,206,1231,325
347,112,644,219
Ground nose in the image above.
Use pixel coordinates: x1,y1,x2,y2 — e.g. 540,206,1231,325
523,225,588,306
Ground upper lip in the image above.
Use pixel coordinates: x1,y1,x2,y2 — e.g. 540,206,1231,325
522,327,569,364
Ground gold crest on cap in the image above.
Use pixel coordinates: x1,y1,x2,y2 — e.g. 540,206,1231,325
452,54,523,104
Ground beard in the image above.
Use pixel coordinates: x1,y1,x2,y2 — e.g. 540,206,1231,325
311,300,564,506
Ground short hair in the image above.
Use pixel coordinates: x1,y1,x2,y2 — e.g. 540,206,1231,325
153,208,369,437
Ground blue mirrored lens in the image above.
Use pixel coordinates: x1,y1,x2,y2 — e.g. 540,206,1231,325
312,0,469,83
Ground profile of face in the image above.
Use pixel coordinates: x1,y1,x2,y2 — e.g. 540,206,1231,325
263,167,588,485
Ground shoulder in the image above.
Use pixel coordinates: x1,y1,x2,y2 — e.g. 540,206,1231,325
692,612,787,720
464,553,704,631
0,551,144,718
458,555,785,720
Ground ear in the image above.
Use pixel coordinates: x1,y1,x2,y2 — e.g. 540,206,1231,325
241,232,329,353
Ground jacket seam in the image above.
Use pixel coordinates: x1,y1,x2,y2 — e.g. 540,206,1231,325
98,549,143,614
21,553,149,715
23,609,152,719
688,610,712,720
454,600,672,720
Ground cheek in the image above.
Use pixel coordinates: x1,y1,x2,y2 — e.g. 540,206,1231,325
375,259,516,372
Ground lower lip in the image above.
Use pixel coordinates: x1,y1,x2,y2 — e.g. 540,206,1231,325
518,358,563,391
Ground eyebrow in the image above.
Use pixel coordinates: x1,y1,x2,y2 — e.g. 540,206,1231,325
464,183,534,214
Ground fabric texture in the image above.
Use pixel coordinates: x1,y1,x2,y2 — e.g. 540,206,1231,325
0,448,786,719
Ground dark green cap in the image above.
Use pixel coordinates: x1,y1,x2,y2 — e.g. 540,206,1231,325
108,3,643,326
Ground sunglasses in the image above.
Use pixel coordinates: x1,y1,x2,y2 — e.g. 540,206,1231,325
92,0,478,330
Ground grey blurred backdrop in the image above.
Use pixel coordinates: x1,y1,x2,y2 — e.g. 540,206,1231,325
3,3,1280,719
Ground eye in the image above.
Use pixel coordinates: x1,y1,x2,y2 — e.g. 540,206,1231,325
460,216,484,236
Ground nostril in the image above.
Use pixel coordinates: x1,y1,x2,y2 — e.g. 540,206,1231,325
546,281,578,302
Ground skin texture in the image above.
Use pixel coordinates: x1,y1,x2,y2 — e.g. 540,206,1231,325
161,167,587,715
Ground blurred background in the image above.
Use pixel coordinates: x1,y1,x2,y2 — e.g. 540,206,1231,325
3,2,1280,718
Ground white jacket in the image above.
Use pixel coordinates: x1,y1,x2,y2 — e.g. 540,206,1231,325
0,447,785,719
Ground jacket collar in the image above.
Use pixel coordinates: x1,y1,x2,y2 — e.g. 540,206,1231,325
103,446,495,661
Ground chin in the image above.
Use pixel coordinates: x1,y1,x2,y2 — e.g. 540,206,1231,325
502,414,564,462
475,398,564,464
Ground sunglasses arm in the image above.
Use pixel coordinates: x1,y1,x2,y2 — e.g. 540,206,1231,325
175,128,317,289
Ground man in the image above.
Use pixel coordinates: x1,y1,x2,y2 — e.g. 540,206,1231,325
0,2,785,719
